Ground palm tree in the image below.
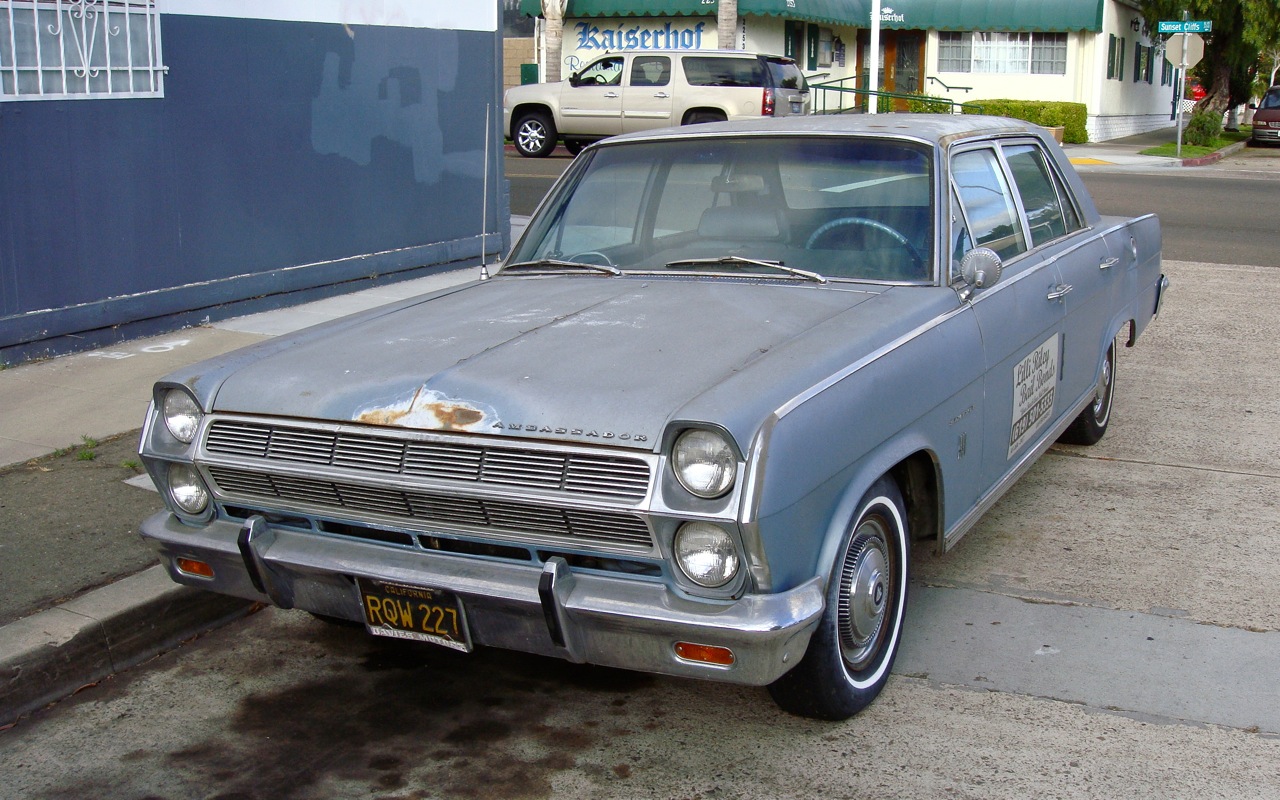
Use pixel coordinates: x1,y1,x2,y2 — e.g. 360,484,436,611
718,0,739,49
543,0,568,82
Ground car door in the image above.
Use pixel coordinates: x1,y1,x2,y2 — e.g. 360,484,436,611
622,55,674,133
560,55,624,137
1000,141,1117,411
950,144,1067,483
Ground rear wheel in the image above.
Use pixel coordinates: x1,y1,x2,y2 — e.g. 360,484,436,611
1059,339,1115,445
564,139,588,156
768,476,909,720
513,111,557,158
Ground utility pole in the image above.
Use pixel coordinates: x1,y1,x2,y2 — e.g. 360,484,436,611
868,0,881,114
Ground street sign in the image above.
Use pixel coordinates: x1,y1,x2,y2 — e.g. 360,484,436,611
1158,20,1212,34
1165,33,1205,69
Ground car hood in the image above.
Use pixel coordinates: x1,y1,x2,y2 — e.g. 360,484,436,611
204,275,880,449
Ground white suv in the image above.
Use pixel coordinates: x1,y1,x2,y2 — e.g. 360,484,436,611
504,50,810,157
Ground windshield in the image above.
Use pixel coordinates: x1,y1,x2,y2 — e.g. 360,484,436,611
1261,89,1280,110
508,137,935,283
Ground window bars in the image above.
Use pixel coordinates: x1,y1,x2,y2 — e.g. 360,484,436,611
1,0,165,100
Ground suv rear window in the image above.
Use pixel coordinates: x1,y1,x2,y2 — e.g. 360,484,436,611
764,58,807,90
682,56,766,88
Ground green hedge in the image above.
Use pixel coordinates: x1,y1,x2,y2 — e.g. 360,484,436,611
960,99,1089,144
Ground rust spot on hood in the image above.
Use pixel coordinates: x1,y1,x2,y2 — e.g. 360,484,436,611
355,387,497,432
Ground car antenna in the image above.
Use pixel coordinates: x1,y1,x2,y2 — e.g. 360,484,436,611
480,103,492,281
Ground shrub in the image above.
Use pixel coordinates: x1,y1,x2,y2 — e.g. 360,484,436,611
962,100,1089,143
905,93,955,114
1184,109,1222,147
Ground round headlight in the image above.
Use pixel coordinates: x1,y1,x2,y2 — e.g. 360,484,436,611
673,429,737,498
674,522,740,588
162,390,202,444
168,463,210,515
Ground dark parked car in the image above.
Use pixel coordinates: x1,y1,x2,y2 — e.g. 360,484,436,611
139,115,1166,719
1250,86,1280,145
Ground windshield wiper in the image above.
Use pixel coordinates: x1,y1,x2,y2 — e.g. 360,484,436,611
664,256,827,284
502,259,622,276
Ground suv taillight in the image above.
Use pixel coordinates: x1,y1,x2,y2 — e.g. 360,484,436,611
762,87,776,117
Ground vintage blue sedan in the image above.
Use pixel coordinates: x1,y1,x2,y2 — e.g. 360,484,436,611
139,115,1166,720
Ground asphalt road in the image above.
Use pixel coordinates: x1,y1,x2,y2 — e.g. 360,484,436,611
4,149,1279,799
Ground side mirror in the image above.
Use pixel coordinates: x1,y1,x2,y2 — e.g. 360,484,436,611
960,247,1003,290
568,73,581,87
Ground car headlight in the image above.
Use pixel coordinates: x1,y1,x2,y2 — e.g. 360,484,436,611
672,429,737,498
162,389,203,444
168,463,210,515
674,522,740,588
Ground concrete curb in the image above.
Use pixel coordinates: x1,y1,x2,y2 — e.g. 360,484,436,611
1181,139,1249,166
1,566,254,726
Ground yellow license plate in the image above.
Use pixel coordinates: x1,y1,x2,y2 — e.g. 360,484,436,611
357,578,471,652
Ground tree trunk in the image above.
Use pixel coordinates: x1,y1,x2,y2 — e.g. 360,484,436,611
717,0,738,49
1197,59,1233,115
543,0,567,83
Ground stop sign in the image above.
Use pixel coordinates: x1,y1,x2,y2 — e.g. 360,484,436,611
1165,33,1205,68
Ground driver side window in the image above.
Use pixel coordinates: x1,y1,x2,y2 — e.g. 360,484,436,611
577,57,623,87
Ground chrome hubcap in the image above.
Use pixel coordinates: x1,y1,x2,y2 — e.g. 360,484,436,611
837,521,892,671
518,123,545,152
1092,348,1114,421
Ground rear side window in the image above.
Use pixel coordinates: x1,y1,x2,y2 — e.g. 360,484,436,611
764,59,807,90
631,56,671,87
1002,144,1080,246
682,56,765,87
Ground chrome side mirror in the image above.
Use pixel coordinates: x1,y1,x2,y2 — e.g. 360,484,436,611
960,247,1003,290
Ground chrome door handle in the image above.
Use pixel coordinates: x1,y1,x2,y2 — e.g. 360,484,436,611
1099,257,1120,270
604,91,619,98
1047,284,1074,301
654,92,670,98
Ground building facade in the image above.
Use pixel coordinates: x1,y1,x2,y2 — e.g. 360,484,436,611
514,0,1177,141
1,1,506,364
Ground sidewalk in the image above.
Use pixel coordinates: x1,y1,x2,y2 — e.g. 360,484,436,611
1062,125,1249,168
0,234,521,724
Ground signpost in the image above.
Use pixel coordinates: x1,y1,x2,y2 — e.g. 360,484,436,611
1161,15,1212,157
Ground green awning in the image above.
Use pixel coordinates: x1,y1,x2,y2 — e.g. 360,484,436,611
852,0,1104,32
517,0,861,26
516,0,1104,31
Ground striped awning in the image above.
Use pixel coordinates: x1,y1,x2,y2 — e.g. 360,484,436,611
517,0,860,26
517,0,1106,31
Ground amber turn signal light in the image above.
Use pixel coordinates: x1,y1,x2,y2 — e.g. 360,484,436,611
674,641,735,666
176,558,214,578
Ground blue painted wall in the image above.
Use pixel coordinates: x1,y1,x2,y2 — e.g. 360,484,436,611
0,13,506,363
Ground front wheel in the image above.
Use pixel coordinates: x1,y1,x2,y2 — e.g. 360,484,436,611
768,476,909,720
1058,339,1115,445
513,112,557,158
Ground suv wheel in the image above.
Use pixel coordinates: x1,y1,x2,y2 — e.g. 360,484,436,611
514,111,557,158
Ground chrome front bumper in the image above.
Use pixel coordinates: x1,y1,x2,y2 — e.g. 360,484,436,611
140,511,823,686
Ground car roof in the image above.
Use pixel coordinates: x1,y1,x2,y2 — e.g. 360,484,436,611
603,114,1043,148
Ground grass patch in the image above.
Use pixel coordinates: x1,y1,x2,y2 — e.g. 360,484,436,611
1139,128,1251,159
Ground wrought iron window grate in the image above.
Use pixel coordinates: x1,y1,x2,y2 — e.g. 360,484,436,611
1,0,165,100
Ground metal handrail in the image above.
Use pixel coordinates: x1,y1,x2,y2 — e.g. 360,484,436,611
808,77,983,115
926,76,973,93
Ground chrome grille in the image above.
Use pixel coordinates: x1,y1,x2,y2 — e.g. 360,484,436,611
206,466,653,552
205,420,650,501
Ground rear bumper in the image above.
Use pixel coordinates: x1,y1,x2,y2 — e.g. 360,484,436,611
140,511,823,685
